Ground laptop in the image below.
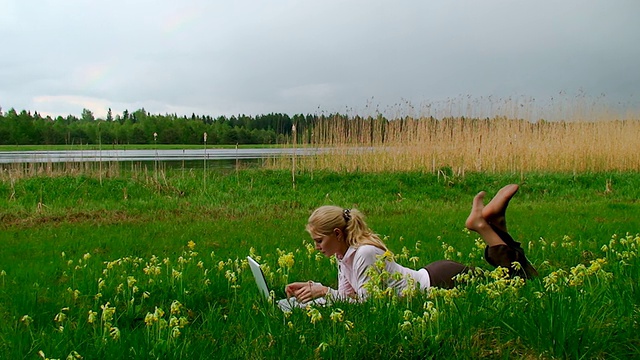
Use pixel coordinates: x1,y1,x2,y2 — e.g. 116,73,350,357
246,256,326,312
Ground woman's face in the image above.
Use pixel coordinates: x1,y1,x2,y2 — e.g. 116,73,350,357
310,228,348,258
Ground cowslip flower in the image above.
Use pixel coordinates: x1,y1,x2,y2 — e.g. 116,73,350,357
329,308,344,323
170,300,183,315
88,310,98,324
307,308,322,324
21,315,33,327
109,326,120,341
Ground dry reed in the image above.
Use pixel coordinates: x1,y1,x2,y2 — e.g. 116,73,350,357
268,114,640,173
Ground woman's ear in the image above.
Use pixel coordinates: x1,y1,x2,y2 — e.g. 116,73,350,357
334,228,343,239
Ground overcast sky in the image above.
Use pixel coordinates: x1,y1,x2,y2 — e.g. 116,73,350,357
1,0,639,120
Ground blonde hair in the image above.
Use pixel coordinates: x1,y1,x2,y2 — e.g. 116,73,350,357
306,205,388,251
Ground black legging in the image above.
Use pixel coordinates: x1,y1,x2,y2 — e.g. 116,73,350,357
424,225,537,289
424,260,470,289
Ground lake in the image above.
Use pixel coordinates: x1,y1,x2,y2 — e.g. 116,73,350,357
0,148,327,164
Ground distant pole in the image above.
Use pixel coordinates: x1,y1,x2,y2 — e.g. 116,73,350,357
203,132,207,190
98,122,102,185
153,132,158,182
292,123,296,190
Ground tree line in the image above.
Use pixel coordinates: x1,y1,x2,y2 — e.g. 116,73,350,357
0,107,323,146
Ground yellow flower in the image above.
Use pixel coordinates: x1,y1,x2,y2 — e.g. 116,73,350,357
278,252,295,269
144,313,157,327
329,308,344,323
67,350,82,360
109,326,120,341
307,308,322,324
87,310,98,324
187,241,196,250
170,300,183,315
400,321,412,332
101,302,116,323
21,315,33,327
66,350,82,359
344,320,354,331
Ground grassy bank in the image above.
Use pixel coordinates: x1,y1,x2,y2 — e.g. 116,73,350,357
1,169,639,358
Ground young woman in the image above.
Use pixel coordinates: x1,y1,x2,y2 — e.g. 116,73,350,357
285,184,537,303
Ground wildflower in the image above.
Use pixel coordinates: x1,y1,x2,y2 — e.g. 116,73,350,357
344,320,354,331
109,326,120,341
172,269,183,280
187,240,196,250
171,326,181,338
87,310,98,324
316,342,328,352
127,276,137,288
287,321,294,329
66,350,82,359
409,256,420,267
143,291,150,299
307,307,322,324
224,270,237,284
54,308,69,323
67,287,81,300
170,300,183,315
400,321,412,332
511,261,522,272
83,253,91,261
21,315,33,327
170,316,179,327
329,308,344,323
154,307,165,319
179,317,189,327
278,252,295,269
144,313,157,327
101,302,116,324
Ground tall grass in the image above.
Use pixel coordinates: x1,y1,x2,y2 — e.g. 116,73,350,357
265,97,640,173
269,116,640,173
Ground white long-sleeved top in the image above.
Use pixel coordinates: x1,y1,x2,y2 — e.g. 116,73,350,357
324,245,431,301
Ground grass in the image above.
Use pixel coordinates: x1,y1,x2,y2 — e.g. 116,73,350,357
0,169,639,358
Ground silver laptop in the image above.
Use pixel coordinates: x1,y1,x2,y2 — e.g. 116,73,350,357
246,256,326,312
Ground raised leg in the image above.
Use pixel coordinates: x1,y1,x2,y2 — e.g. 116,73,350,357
481,184,519,233
465,191,506,247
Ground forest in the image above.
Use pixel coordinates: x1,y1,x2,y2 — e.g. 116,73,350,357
0,107,322,146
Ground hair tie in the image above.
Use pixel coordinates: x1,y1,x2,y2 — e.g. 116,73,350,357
343,209,351,222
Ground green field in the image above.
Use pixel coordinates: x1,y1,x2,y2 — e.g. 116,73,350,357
1,169,639,359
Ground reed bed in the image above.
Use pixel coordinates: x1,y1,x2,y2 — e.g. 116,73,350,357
268,116,640,173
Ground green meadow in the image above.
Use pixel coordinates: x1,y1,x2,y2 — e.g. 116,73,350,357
1,168,639,359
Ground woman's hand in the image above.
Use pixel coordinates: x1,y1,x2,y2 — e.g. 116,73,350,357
285,281,327,303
